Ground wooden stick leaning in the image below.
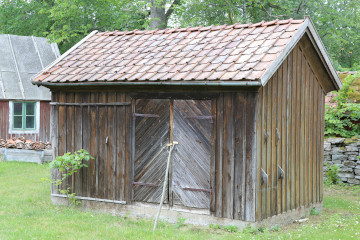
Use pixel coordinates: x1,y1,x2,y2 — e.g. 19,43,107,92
153,141,178,231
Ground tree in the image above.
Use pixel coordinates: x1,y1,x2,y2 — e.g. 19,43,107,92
149,0,180,29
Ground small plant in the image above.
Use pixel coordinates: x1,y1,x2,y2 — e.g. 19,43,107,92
258,227,265,233
242,225,258,234
50,149,94,206
173,217,187,228
325,164,340,185
209,224,221,229
222,225,238,232
272,225,281,232
310,207,321,216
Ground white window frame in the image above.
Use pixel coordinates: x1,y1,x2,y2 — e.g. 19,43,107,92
9,101,40,134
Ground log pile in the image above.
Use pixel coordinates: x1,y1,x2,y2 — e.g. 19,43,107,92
0,137,51,150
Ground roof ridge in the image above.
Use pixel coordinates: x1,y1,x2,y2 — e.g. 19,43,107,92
100,18,305,37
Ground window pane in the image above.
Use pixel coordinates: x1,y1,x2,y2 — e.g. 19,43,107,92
14,103,22,115
26,103,35,115
14,116,22,129
26,116,35,129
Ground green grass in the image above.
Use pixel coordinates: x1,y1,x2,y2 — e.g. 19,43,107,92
0,161,360,239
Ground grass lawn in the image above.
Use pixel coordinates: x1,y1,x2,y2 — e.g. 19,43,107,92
0,161,359,240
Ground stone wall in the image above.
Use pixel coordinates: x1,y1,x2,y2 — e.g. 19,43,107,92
324,138,360,185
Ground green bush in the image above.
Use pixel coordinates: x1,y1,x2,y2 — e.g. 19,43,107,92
325,164,340,185
49,149,94,206
325,73,360,138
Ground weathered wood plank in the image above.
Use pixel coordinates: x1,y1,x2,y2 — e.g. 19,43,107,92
276,64,283,214
261,85,268,220
51,92,59,194
299,50,306,207
266,76,272,218
81,93,90,197
107,92,116,200
116,93,126,201
295,47,301,208
271,70,277,216
98,92,107,199
286,52,291,212
89,92,98,198
58,92,67,192
281,57,288,212
245,92,257,221
255,88,263,221
222,93,234,219
74,93,83,196
234,92,246,220
215,94,224,217
210,98,217,213
305,62,310,206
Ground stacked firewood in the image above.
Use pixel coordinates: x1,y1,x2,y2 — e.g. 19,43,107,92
0,137,51,150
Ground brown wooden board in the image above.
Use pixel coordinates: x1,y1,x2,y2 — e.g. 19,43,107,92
234,93,246,220
133,99,170,203
172,100,212,209
215,94,224,217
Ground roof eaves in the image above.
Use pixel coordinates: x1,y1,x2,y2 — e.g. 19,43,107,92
259,18,309,86
31,30,99,84
33,80,262,88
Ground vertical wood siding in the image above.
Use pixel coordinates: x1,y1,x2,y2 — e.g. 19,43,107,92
215,92,257,221
256,44,326,220
0,100,50,142
52,91,131,202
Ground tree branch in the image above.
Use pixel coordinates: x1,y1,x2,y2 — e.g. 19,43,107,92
165,0,180,19
225,0,235,24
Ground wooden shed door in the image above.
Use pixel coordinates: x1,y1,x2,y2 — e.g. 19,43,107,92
133,99,170,203
172,100,212,209
133,99,213,209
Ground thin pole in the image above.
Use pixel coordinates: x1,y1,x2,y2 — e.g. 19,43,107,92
153,142,178,231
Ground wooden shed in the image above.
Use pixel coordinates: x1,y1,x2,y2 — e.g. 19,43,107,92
33,17,341,225
0,34,60,142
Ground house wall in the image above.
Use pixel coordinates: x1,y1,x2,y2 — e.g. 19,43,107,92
256,44,326,221
0,100,51,142
51,90,258,221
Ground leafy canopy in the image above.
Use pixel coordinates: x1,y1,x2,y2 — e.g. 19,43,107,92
1,0,360,69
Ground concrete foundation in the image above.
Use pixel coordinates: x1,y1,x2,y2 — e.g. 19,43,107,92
0,148,53,164
51,195,322,229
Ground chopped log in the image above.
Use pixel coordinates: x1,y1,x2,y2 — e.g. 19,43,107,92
15,139,25,149
0,139,6,148
24,140,34,150
45,142,52,149
5,139,16,148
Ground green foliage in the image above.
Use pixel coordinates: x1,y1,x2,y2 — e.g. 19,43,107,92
310,207,321,216
50,149,93,184
325,164,340,185
271,225,280,232
222,225,238,233
1,0,360,69
173,217,187,228
209,223,222,229
325,73,360,137
49,149,94,206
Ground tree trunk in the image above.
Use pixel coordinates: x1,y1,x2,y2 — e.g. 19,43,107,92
149,0,167,29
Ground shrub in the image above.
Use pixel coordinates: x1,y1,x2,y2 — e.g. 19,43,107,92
325,73,360,138
49,149,94,206
325,164,340,185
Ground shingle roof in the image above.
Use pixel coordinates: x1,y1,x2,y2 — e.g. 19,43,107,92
0,34,60,100
32,17,340,88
